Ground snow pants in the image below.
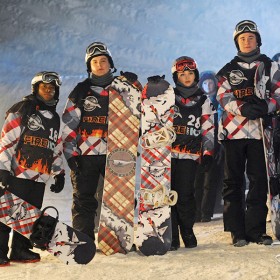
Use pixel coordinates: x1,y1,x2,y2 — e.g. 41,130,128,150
0,177,45,257
171,158,198,240
71,155,106,240
222,139,268,239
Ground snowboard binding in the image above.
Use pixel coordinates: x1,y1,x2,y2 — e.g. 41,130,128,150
140,185,178,207
30,206,59,250
141,126,176,149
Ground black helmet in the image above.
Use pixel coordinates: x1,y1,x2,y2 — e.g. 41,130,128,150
85,41,115,73
233,20,262,50
31,71,61,100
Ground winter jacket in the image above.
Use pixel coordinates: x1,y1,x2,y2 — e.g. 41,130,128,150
171,88,216,161
216,54,280,141
0,95,64,183
62,78,109,160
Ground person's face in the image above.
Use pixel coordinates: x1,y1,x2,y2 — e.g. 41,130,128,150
37,82,55,101
237,32,258,53
90,55,110,76
177,70,195,87
202,79,215,95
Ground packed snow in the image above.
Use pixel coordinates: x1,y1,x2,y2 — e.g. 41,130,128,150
1,0,280,279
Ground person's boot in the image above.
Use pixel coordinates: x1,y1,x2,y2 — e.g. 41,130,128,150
0,229,10,266
10,247,40,263
9,234,40,263
0,252,10,267
181,229,197,248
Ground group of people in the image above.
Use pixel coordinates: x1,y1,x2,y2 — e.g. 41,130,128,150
0,19,280,266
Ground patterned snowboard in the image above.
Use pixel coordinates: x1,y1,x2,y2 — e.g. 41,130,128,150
263,122,280,240
97,75,142,255
0,190,96,265
255,61,280,240
135,76,176,255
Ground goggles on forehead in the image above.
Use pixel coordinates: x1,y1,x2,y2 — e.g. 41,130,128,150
175,59,197,72
235,21,257,33
32,72,62,87
86,42,108,56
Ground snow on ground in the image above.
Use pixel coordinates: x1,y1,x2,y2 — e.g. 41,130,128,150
1,217,280,280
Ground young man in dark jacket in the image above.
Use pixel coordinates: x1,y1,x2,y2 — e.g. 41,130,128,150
217,20,280,247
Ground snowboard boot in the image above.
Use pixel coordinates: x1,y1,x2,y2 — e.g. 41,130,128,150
0,256,10,267
181,230,197,248
169,240,180,251
231,232,248,247
247,234,273,246
10,235,40,263
10,247,40,263
0,251,10,267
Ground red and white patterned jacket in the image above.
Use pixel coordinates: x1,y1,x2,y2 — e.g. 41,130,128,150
61,79,109,161
0,96,64,183
217,55,280,140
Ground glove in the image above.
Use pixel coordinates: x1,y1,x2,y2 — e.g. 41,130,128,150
67,157,80,173
240,102,268,120
120,71,138,83
270,176,280,197
201,155,213,172
50,173,65,193
0,170,11,188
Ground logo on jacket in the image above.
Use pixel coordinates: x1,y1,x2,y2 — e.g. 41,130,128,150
173,105,182,119
27,114,45,131
229,70,248,85
83,96,101,112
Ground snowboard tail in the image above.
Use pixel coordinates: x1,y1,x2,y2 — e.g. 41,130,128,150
0,190,96,265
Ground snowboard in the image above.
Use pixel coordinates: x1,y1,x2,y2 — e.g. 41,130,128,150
255,62,280,240
135,76,177,256
0,189,96,265
98,75,142,255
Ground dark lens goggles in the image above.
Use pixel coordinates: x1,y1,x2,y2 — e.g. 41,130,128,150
176,59,197,72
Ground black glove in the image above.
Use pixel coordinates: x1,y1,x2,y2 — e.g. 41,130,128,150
240,102,268,120
201,155,213,172
120,71,138,83
0,170,11,188
50,173,65,193
67,157,80,174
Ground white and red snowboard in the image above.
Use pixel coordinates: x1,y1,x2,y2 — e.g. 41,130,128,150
135,75,177,255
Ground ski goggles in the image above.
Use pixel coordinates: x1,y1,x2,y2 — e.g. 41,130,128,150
175,59,197,72
235,21,258,33
32,72,62,87
86,42,108,56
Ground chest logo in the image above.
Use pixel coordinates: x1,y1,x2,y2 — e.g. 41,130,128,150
229,70,248,85
83,96,101,112
27,114,45,131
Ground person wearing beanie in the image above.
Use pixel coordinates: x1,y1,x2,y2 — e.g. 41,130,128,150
61,42,137,241
272,53,280,65
0,71,65,266
195,71,224,223
216,20,280,247
169,56,216,250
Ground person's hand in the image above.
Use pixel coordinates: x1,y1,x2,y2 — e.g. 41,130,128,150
201,155,213,172
50,173,65,193
0,170,10,188
240,102,268,120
